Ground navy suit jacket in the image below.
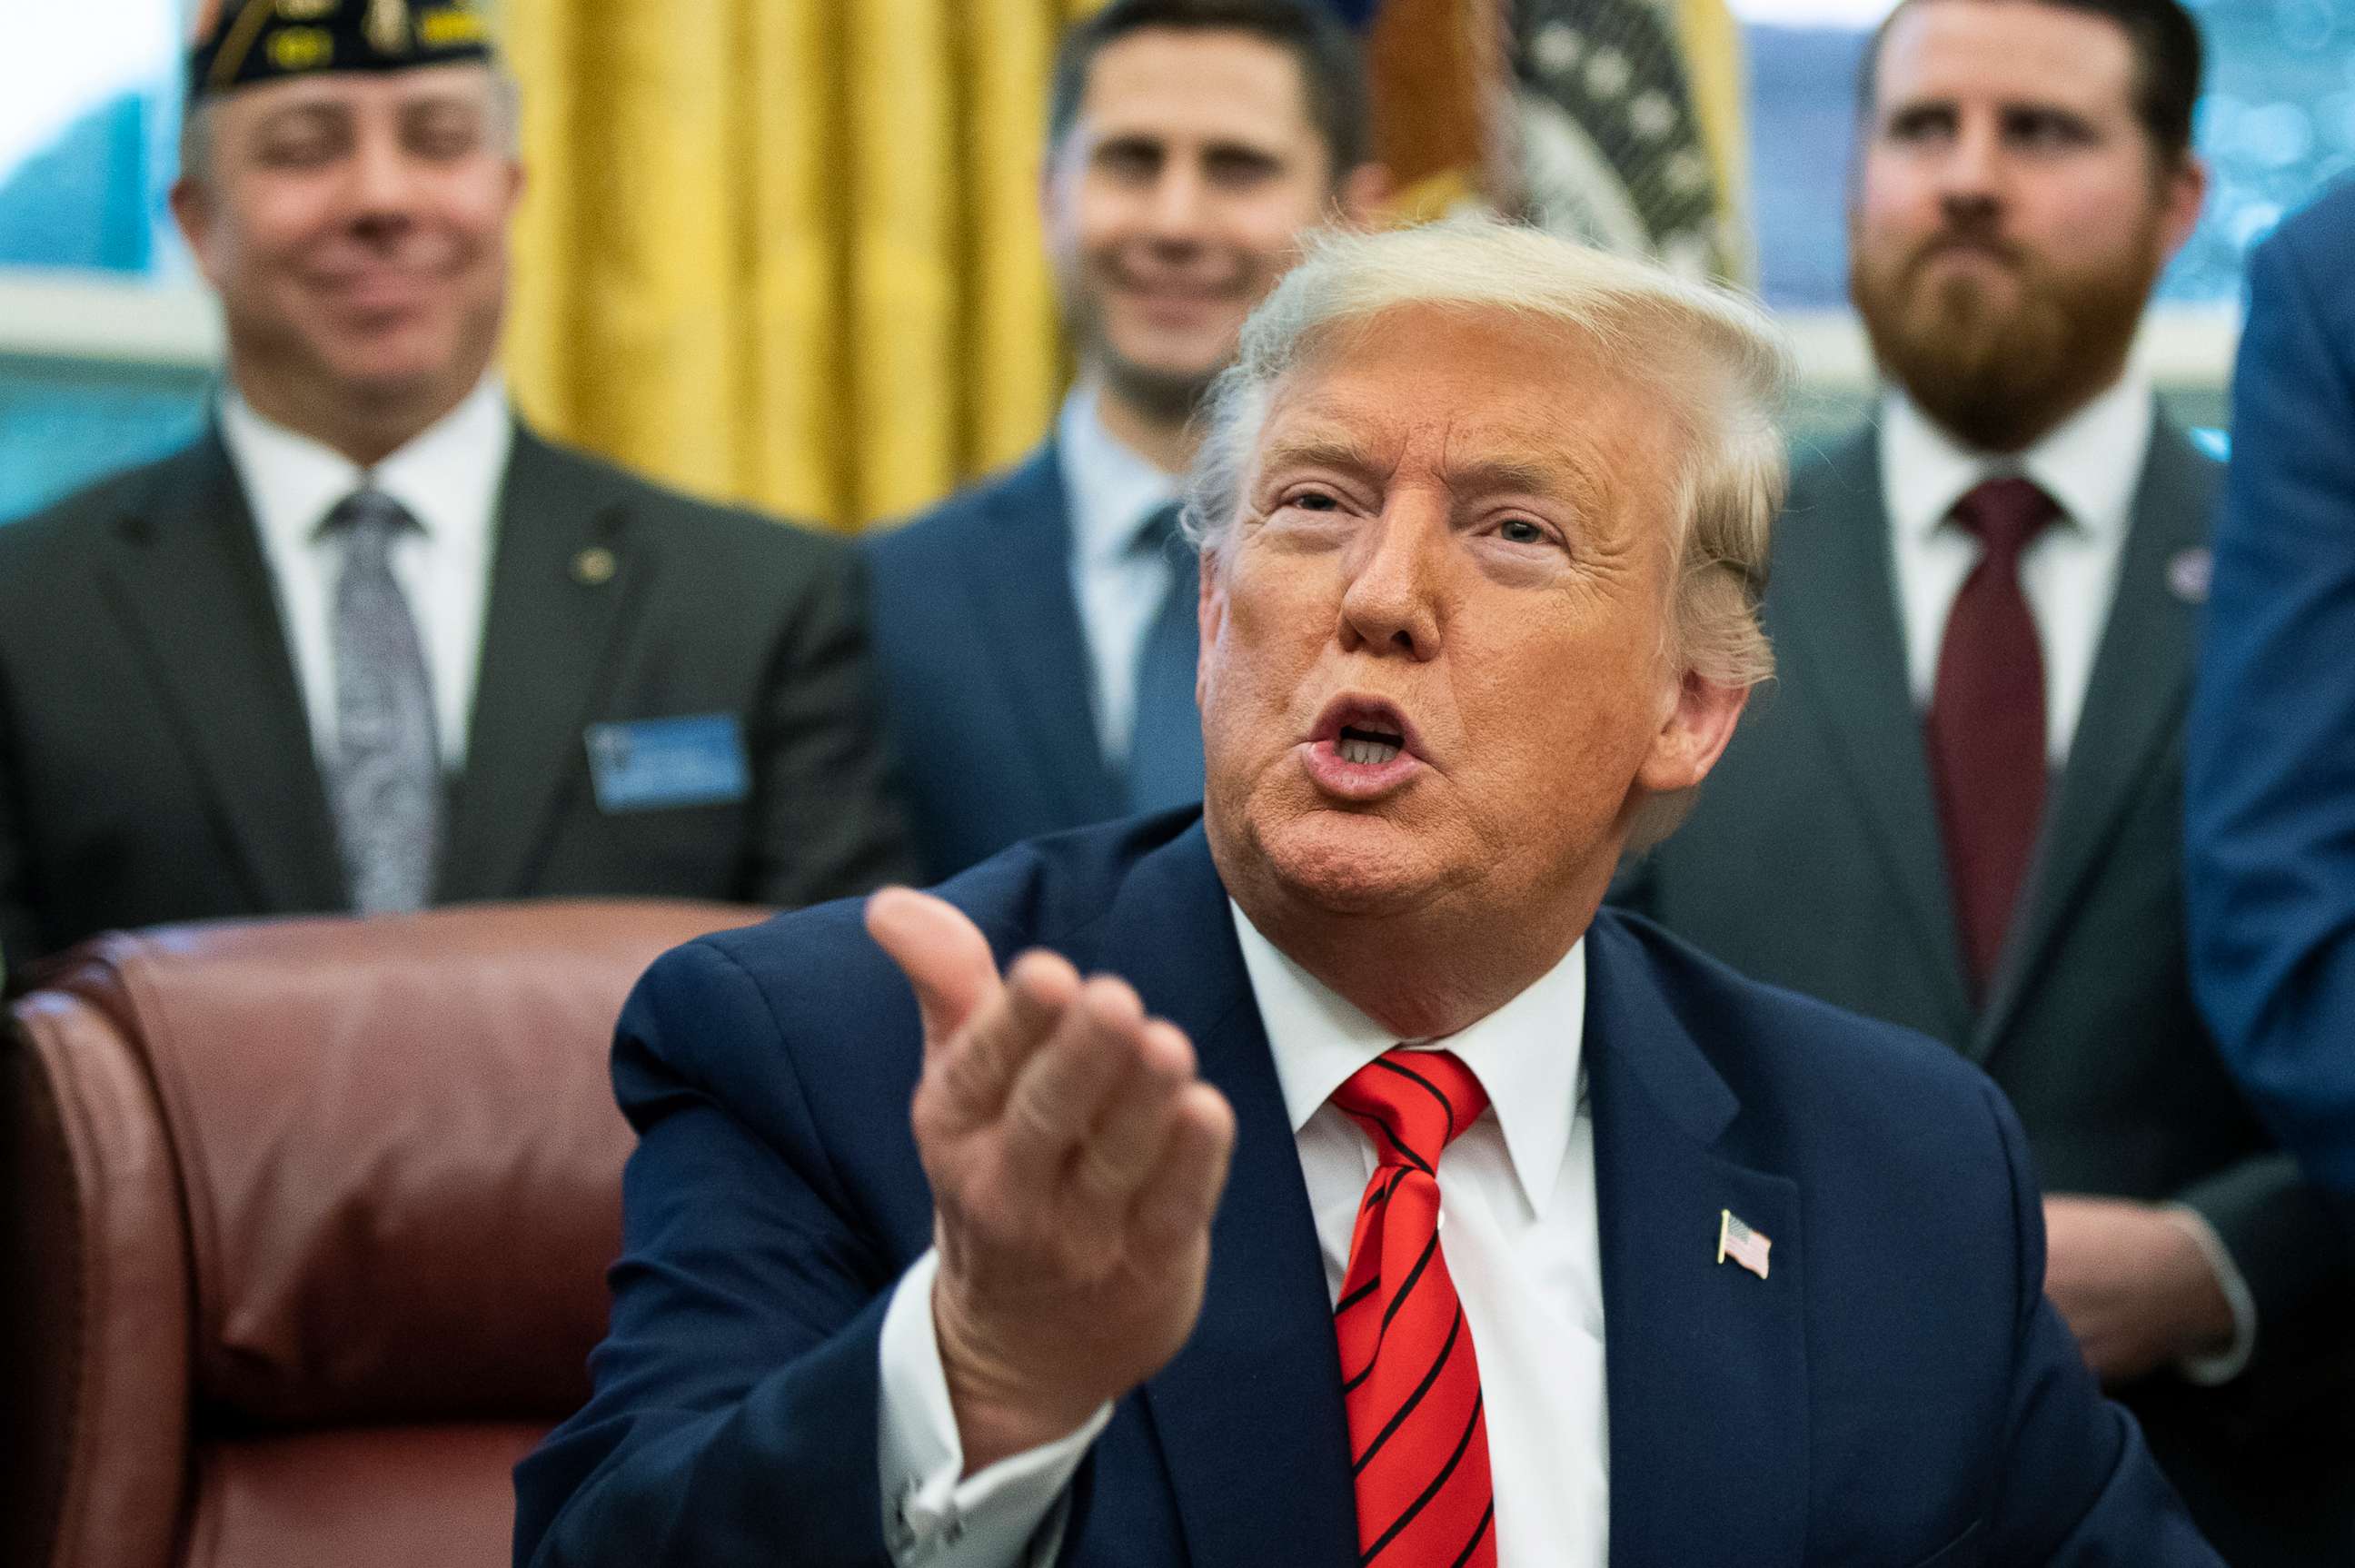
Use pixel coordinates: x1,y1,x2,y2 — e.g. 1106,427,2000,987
2189,177,2355,1197
1615,419,2355,1565
862,444,1203,882
515,813,2219,1568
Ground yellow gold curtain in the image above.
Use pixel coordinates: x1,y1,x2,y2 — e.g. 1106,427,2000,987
502,0,1099,532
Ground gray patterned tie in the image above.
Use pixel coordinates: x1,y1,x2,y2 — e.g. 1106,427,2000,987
323,488,442,914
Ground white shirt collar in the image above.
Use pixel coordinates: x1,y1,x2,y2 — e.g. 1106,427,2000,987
1056,384,1180,569
220,373,513,553
1881,370,2153,546
1230,900,1588,1218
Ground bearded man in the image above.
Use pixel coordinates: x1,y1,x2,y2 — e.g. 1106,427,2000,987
1614,0,2355,1560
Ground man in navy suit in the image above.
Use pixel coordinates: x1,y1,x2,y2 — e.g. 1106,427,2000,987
861,0,1387,879
2190,177,2355,1199
515,222,2221,1565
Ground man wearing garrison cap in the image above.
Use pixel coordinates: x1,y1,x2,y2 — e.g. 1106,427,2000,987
0,0,913,982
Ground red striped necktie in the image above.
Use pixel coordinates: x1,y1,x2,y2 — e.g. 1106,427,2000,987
1332,1048,1497,1568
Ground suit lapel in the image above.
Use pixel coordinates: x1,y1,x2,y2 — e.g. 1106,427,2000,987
1771,433,1975,1037
1584,916,1808,1568
1977,422,2217,1050
1108,827,1359,1568
438,429,641,901
953,448,1123,825
98,432,347,913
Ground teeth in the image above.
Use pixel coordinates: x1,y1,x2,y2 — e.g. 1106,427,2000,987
1339,738,1402,766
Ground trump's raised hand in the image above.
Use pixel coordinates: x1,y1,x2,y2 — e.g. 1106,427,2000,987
865,887,1237,1474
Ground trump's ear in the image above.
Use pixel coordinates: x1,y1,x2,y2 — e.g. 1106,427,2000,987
1195,549,1227,711
1636,671,1748,796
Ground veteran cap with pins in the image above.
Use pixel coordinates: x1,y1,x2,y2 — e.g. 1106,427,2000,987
188,0,494,103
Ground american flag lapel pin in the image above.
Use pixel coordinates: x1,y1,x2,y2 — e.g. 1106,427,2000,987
1717,1208,1772,1280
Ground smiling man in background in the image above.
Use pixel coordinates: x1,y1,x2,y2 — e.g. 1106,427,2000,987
0,0,910,983
861,0,1387,881
1614,0,2355,1557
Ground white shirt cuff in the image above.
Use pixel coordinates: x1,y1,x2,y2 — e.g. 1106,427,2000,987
2162,1206,2259,1385
876,1247,1112,1566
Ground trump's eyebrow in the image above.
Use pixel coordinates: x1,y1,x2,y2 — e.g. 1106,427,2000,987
1251,428,1392,480
1255,431,1578,488
1254,412,1604,509
1440,455,1580,500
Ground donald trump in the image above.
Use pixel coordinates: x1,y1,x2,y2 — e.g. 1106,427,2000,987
515,220,2220,1568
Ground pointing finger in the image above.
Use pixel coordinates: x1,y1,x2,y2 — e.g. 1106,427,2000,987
866,888,1000,1058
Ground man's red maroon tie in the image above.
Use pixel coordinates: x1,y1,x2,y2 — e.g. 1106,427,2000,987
1332,1048,1497,1568
1926,475,2060,998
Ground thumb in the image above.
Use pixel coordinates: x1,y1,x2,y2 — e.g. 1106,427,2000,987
865,887,1002,1056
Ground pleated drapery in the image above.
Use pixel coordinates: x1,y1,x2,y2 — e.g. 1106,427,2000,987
502,0,1099,531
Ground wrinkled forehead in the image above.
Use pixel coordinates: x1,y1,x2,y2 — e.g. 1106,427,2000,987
1250,303,1693,494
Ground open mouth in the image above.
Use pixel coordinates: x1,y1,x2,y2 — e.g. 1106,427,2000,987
1336,724,1405,767
1305,696,1424,799
1312,695,1421,762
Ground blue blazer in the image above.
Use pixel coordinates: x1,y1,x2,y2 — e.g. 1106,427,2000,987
2189,177,2355,1196
862,444,1204,882
515,813,2218,1567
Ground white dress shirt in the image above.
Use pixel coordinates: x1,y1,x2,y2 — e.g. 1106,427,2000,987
1882,374,2255,1381
876,906,1609,1568
220,376,512,770
1057,387,1181,770
1879,373,2150,766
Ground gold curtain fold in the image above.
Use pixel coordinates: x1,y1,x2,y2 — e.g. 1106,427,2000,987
502,0,1090,532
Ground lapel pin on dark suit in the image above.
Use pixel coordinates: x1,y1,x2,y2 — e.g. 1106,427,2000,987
572,546,618,587
2167,547,2211,605
1718,1208,1772,1279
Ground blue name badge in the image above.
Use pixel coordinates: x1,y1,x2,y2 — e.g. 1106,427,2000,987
585,714,751,813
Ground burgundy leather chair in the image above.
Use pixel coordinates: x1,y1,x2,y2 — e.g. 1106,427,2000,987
0,901,761,1568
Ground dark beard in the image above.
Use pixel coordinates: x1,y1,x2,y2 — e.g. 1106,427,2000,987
1851,227,2157,453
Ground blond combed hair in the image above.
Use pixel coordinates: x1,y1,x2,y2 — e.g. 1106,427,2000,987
1180,216,1794,849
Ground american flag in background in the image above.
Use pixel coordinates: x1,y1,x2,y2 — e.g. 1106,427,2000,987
1358,0,1751,283
1718,1208,1773,1279
1510,0,1742,280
